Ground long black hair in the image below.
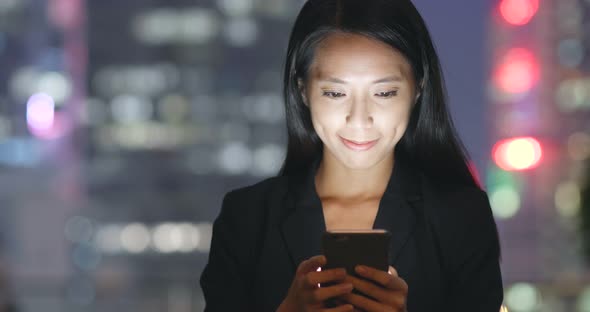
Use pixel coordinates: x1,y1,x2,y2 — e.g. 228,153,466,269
278,0,478,188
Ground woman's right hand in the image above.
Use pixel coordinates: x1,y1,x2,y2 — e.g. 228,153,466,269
277,255,355,312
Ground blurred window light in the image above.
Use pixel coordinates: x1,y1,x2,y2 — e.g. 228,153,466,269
120,223,151,253
177,223,201,253
103,122,195,150
251,143,285,177
492,137,542,171
179,9,220,44
133,8,177,45
505,283,541,312
152,223,179,253
157,94,189,123
557,38,585,68
499,0,539,26
0,138,42,167
490,185,521,219
224,17,258,47
555,181,581,218
556,79,590,113
254,0,290,18
110,94,153,124
217,0,254,16
94,225,123,254
93,65,173,97
218,141,252,175
196,222,213,252
567,132,590,161
37,71,72,104
493,48,539,94
133,8,219,45
64,216,93,244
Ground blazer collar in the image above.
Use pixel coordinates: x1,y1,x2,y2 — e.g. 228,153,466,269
281,153,422,270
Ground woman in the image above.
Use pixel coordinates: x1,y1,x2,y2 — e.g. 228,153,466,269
200,0,504,311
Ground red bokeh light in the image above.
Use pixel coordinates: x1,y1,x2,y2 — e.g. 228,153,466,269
493,137,543,171
500,0,539,26
493,48,539,94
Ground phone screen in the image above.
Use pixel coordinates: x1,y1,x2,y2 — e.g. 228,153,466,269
320,229,391,306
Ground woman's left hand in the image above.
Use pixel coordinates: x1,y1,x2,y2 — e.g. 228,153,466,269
342,265,408,312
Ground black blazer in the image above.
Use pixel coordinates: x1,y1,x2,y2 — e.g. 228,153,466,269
200,156,504,311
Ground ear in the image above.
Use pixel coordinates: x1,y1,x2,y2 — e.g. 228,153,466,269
298,79,309,107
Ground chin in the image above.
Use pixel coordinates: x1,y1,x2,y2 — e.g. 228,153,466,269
335,153,384,170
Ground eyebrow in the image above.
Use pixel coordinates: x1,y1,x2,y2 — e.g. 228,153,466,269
318,75,405,84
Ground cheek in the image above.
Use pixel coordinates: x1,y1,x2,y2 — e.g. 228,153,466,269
310,104,343,133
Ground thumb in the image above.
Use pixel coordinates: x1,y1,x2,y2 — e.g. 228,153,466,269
297,255,326,275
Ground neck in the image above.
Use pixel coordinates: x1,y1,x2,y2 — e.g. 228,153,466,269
315,151,394,201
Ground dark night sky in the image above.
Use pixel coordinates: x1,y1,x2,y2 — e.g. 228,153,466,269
413,1,493,179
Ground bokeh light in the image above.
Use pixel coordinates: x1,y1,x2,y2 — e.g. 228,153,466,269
505,283,541,311
499,0,539,26
490,185,521,219
493,137,542,171
493,48,539,94
555,181,581,218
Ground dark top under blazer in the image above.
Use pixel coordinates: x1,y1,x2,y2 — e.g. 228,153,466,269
200,156,504,311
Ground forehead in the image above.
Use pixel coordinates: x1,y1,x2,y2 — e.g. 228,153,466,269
310,33,413,80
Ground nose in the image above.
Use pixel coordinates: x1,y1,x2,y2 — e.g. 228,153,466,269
346,97,374,128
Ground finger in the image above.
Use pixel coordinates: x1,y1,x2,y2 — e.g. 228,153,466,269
388,266,398,276
355,266,407,291
303,268,347,288
297,255,327,275
343,293,393,312
305,283,353,303
344,274,392,304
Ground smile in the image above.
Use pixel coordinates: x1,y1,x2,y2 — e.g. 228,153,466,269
340,137,379,151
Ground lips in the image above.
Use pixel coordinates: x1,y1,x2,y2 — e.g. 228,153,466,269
340,136,379,151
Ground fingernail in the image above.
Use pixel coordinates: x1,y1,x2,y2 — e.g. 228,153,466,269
356,265,367,274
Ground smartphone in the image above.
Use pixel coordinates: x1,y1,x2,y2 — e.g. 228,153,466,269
320,229,391,306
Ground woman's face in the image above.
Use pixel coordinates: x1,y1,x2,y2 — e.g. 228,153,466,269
302,32,418,170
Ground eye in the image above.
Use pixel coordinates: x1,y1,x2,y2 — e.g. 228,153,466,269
375,90,398,98
322,91,346,98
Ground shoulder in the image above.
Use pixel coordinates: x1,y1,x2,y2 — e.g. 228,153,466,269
420,177,493,228
223,175,289,206
420,177,499,251
217,175,290,223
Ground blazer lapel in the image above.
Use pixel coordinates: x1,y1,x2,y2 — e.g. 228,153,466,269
373,154,422,265
281,158,326,270
373,192,418,265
